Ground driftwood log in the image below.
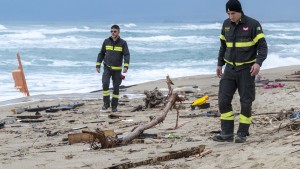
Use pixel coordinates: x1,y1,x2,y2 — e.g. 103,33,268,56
107,145,206,169
92,76,184,148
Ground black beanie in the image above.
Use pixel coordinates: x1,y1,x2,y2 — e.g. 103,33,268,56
226,0,242,13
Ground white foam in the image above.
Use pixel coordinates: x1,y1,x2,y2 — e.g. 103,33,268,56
0,31,46,39
151,23,222,30
126,35,216,43
122,23,137,28
263,53,300,69
0,24,7,30
268,33,300,40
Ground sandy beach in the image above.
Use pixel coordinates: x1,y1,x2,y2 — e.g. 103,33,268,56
1,65,300,169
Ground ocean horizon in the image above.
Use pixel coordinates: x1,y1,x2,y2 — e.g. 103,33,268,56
1,21,300,102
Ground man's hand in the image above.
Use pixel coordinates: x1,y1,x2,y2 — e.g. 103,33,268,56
123,67,128,73
216,66,223,78
250,63,260,76
96,67,100,73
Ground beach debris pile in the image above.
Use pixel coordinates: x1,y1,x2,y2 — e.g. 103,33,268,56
143,88,166,108
252,108,300,135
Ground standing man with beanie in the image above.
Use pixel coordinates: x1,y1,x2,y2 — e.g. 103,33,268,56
213,0,268,143
96,25,130,112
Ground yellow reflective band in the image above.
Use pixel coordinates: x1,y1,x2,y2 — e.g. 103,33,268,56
124,63,129,67
111,66,122,70
239,114,253,124
226,33,265,48
106,45,113,50
224,58,256,66
96,62,101,66
220,34,226,41
112,94,119,98
253,33,265,44
226,42,233,47
114,46,123,52
221,111,234,120
103,90,110,96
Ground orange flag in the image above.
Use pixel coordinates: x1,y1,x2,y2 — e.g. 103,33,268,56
12,52,30,96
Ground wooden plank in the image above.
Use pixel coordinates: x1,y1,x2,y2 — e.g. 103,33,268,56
107,145,206,169
68,130,116,145
68,133,93,145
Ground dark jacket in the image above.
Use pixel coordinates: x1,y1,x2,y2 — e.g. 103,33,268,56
218,15,268,71
96,37,130,70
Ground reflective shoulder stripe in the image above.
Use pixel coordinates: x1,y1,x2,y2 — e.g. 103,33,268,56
221,111,234,120
114,46,123,52
124,63,129,67
220,34,226,41
96,62,101,66
106,45,113,50
239,114,253,124
253,33,265,44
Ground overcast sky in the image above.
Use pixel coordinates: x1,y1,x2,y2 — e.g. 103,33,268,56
0,0,299,22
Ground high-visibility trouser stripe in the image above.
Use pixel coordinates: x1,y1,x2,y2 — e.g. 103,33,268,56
224,58,256,66
112,94,119,99
225,33,265,48
124,63,129,67
220,34,226,41
103,90,110,96
221,111,234,120
96,62,101,66
239,114,253,124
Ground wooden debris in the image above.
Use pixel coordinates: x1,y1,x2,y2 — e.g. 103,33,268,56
108,114,132,119
83,120,105,124
14,115,42,119
131,105,143,112
143,88,165,108
107,145,205,169
72,126,88,130
19,119,45,123
109,119,123,124
68,130,116,145
185,149,212,161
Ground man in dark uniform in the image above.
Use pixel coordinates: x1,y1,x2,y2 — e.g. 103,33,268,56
213,0,268,143
96,25,130,112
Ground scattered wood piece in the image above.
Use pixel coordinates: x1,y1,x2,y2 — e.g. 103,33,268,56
68,133,93,145
292,142,300,146
65,154,75,159
108,114,132,119
109,119,123,125
131,105,143,112
13,115,42,119
185,149,212,161
19,119,45,123
83,120,105,124
107,145,205,169
72,126,88,130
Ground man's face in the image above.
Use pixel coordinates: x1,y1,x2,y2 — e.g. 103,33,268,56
111,28,120,38
227,11,241,23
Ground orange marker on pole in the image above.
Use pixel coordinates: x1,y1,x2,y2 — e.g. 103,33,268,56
12,52,30,96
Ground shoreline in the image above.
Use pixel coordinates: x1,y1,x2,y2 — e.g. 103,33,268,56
1,65,299,107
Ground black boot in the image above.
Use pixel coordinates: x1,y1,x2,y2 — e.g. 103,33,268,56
235,123,250,143
111,98,118,112
213,120,234,142
102,96,110,110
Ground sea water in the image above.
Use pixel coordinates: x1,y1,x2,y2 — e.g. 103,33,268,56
1,22,300,102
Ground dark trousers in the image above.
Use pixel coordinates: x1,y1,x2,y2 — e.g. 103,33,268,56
102,66,122,108
218,65,255,135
